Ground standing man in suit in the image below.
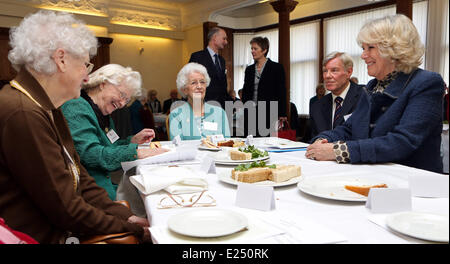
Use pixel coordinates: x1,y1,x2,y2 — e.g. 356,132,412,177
189,27,230,108
310,52,363,139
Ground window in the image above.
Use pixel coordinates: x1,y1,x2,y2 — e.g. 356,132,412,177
233,1,430,115
290,21,319,115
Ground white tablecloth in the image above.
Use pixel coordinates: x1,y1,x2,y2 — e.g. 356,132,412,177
137,138,449,244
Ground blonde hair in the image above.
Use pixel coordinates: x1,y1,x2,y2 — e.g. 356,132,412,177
357,14,424,73
83,64,142,97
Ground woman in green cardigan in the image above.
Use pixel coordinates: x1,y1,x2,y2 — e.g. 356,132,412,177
62,64,168,200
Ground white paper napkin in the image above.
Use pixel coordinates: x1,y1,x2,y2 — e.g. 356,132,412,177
130,166,208,195
121,145,197,172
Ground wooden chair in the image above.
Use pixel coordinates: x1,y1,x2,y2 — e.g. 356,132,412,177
165,115,170,140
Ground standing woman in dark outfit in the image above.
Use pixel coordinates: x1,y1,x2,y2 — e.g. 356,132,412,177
241,37,287,137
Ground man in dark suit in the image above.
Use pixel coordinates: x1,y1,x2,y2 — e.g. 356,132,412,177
162,89,180,114
310,52,363,139
189,27,230,108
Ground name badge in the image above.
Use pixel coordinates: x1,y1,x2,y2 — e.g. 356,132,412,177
203,121,218,131
106,129,120,144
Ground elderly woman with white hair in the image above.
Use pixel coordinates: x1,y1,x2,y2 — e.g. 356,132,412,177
62,64,168,200
0,11,150,244
169,62,230,140
307,14,445,173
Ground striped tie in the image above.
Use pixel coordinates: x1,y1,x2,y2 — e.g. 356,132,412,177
333,96,343,128
214,54,221,73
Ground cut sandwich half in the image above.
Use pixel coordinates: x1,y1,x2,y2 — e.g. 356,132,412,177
230,150,252,160
269,165,301,183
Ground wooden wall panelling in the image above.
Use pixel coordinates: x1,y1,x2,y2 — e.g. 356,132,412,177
0,27,17,82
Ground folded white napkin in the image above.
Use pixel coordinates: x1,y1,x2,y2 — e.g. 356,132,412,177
130,166,208,195
121,145,198,172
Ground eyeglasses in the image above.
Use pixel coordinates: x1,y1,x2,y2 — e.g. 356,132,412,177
112,84,131,105
157,191,216,209
85,62,94,74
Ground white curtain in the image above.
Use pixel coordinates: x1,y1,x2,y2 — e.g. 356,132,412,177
425,0,449,85
290,21,320,115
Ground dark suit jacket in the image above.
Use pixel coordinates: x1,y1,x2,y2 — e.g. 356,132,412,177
309,81,363,139
163,98,180,114
189,49,229,107
242,59,287,117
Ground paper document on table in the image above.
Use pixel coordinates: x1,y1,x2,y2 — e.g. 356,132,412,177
257,137,309,149
257,214,347,244
121,145,198,172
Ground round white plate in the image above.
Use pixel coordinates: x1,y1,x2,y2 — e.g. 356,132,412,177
218,169,302,187
297,174,398,202
198,145,221,151
212,148,270,165
167,209,248,238
386,212,449,242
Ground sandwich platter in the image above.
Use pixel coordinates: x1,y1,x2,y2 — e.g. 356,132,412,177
218,168,302,187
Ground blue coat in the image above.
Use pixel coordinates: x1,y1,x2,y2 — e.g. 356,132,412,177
314,69,444,173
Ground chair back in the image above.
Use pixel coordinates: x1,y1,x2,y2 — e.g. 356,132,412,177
165,115,170,139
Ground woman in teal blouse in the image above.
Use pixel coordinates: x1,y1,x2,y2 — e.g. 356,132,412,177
169,63,231,140
62,64,168,200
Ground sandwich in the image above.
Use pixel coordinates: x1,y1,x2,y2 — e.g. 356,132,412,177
231,161,301,183
269,165,302,183
230,149,252,160
217,140,234,147
230,145,268,160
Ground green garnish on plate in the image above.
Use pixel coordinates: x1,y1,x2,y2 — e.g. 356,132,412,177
238,145,269,159
234,161,276,171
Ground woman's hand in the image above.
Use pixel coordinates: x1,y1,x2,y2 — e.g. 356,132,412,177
306,138,335,161
127,215,152,243
127,215,149,227
131,129,155,144
137,147,169,159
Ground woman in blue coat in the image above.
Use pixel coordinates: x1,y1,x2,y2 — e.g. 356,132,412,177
307,14,444,173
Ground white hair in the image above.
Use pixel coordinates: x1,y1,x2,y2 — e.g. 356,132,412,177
83,64,142,97
176,62,211,97
323,51,354,71
8,10,98,75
